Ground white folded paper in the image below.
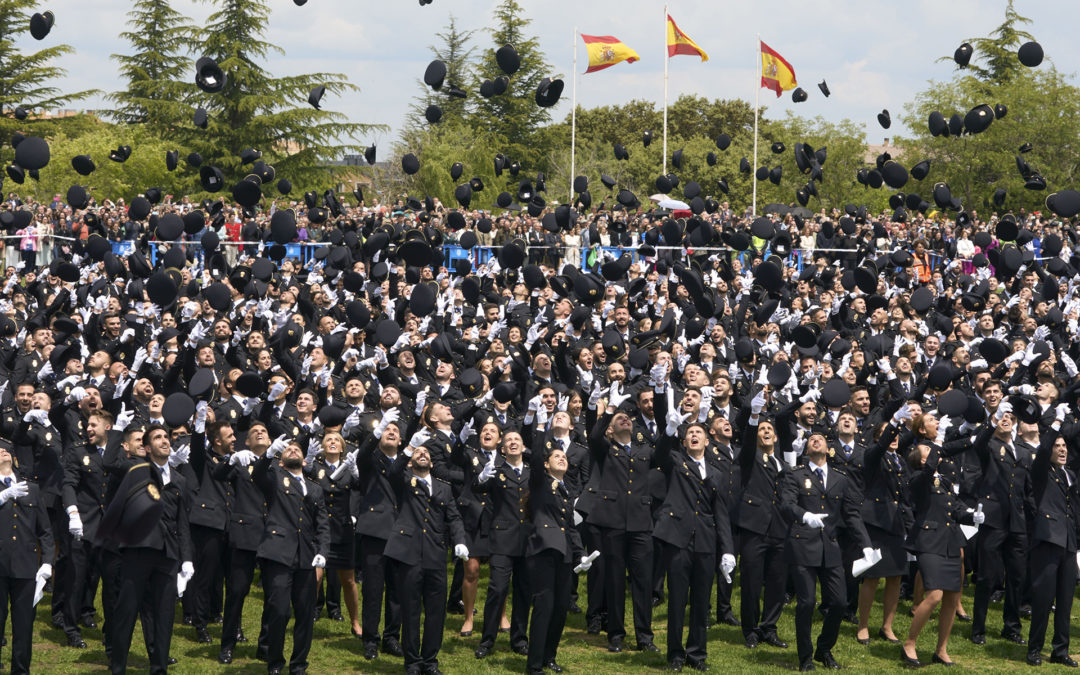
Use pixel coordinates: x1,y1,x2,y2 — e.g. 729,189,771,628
960,524,979,540
852,548,883,577
783,451,798,468
32,575,46,607
573,550,601,574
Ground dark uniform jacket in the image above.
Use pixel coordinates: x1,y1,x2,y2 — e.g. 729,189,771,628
62,437,114,544
188,432,230,531
735,412,788,538
652,430,735,556
211,454,267,552
780,462,870,568
524,458,584,563
472,457,529,556
252,456,329,568
353,436,402,539
860,423,910,535
305,455,357,548
1029,433,1080,552
583,409,654,532
966,435,1032,534
906,448,975,558
0,476,54,579
383,453,466,570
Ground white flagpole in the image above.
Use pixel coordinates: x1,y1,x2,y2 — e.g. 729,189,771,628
662,3,669,175
752,34,761,218
571,26,578,204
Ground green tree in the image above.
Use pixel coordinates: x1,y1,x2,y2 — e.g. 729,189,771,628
183,0,382,196
405,15,476,132
107,0,195,127
901,4,1078,213
394,120,506,208
470,0,557,171
0,0,96,136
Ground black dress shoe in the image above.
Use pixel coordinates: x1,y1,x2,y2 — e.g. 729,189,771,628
167,657,178,666
878,628,900,644
382,638,404,657
990,589,1005,603
718,614,741,627
255,646,269,661
638,641,660,653
196,627,212,643
587,617,603,634
329,611,344,621
971,633,986,645
745,634,759,649
236,629,248,643
80,616,97,629
446,601,465,615
799,662,816,672
900,647,921,668
67,635,88,648
686,660,709,671
814,651,841,669
364,644,378,660
568,603,582,614
1020,605,1032,618
423,669,444,675
955,611,972,622
544,660,564,673
669,657,685,672
1026,653,1042,667
856,635,870,646
1050,655,1079,667
268,668,282,675
842,611,857,625
182,616,193,626
763,634,788,648
932,654,957,667
608,638,623,653
474,645,491,659
512,643,530,656
217,648,233,665
1002,632,1028,645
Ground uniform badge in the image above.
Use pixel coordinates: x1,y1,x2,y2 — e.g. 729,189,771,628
487,416,494,424
828,448,835,457
933,478,940,488
318,469,326,480
283,476,290,488
551,479,559,491
147,484,160,500
247,465,254,475
637,433,644,442
499,473,506,482
763,453,769,464
999,447,1006,458
230,409,237,419
472,456,479,466
546,441,552,449
805,478,812,489
83,455,90,466
45,432,52,441
410,477,417,487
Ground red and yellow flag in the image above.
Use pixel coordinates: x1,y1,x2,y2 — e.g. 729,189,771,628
760,40,797,98
581,34,640,74
666,15,708,61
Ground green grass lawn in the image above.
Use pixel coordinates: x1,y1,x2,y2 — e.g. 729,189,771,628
14,567,1072,673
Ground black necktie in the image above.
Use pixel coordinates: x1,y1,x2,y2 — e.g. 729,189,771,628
513,466,521,478
2,477,9,488
98,447,105,457
814,467,825,489
842,444,852,458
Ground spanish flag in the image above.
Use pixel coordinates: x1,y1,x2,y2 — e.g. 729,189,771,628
582,34,640,74
760,40,797,98
666,15,708,61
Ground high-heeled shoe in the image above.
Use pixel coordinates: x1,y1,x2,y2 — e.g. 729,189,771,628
855,632,870,645
932,654,956,667
459,630,473,637
878,628,900,644
955,610,972,622
352,628,362,639
900,647,921,668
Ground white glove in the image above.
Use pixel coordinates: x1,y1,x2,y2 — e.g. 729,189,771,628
608,382,631,408
574,550,601,573
1021,343,1038,366
193,401,208,434
241,397,259,415
36,563,52,580
65,386,88,404
802,512,828,529
665,410,690,436
876,358,892,375
36,360,53,381
557,393,569,411
267,434,289,458
454,543,470,560
177,561,194,597
1055,403,1070,423
120,328,135,344
312,554,327,569
935,416,952,444
331,451,357,481
892,405,914,425
23,409,49,426
972,503,985,525
995,401,1013,422
319,368,332,388
268,380,287,402
799,388,820,404
458,419,476,444
477,451,498,482
68,511,84,540
720,553,736,583
390,332,412,353
306,438,322,463
649,362,667,388
408,428,431,449
229,450,258,467
374,408,400,439
415,389,429,416
527,394,543,414
0,479,29,505
1010,384,1036,396
750,389,767,416
168,444,190,467
968,358,988,370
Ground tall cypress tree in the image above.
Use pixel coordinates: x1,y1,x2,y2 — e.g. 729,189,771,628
108,0,194,127
405,14,476,132
185,0,381,192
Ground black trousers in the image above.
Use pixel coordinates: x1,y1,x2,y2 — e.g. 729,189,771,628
190,524,227,630
110,547,177,675
527,549,572,672
99,548,123,657
0,576,34,675
1027,541,1076,658
394,561,447,675
48,505,79,638
599,527,653,645
791,563,847,664
260,559,317,674
973,526,1026,637
663,543,715,664
739,532,787,640
221,548,257,652
479,553,529,649
360,535,401,648
447,558,463,611
582,523,606,626
715,526,738,621
70,537,101,622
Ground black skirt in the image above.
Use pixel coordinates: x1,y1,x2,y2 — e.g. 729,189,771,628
864,525,907,578
918,552,962,592
326,516,356,569
464,527,491,559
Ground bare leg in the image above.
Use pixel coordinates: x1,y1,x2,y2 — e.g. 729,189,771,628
461,557,480,633
955,553,969,618
912,571,924,608
881,576,901,639
935,591,960,663
904,589,943,659
337,569,361,636
857,577,878,641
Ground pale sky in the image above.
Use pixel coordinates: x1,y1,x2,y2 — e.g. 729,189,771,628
27,1,1080,147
